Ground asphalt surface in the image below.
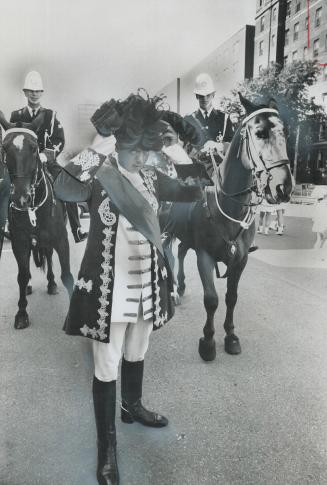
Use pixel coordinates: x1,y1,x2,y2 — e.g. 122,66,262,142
1,211,327,485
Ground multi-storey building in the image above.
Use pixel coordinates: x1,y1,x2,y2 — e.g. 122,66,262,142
254,0,327,183
253,0,287,76
159,25,255,115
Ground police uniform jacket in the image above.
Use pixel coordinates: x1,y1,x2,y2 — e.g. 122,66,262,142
10,107,65,161
184,108,234,149
54,146,202,343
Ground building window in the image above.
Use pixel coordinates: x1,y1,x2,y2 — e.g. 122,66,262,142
293,50,298,61
259,0,263,7
313,38,319,57
258,65,263,73
271,34,276,47
322,93,327,110
259,40,264,56
305,16,308,30
285,29,289,46
296,1,301,12
284,55,288,65
272,7,277,22
294,23,299,41
260,15,265,32
303,46,308,58
315,7,322,27
286,1,291,17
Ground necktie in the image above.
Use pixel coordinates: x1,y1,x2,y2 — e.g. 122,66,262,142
32,109,36,119
204,110,209,124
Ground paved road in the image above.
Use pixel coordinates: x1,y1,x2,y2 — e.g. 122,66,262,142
1,214,327,485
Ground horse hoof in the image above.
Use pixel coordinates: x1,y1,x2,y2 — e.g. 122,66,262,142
198,337,216,361
48,284,59,295
177,287,185,297
26,285,33,296
14,313,30,329
224,334,241,355
172,293,181,306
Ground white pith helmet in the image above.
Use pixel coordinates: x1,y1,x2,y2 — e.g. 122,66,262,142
194,73,215,96
23,71,44,91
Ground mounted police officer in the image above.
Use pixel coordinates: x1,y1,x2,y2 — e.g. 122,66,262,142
8,71,87,243
185,72,234,149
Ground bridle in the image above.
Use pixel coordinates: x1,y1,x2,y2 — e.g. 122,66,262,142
2,128,50,227
208,108,289,229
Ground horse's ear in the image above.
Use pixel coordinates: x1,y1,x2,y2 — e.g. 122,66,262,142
0,110,14,131
238,92,258,115
268,97,278,111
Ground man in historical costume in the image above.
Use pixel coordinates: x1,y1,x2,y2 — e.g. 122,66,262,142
2,70,87,242
54,93,203,485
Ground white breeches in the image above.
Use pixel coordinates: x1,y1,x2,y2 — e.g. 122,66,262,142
92,316,153,382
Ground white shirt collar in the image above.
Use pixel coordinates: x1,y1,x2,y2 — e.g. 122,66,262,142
27,106,41,117
199,106,213,118
117,161,145,192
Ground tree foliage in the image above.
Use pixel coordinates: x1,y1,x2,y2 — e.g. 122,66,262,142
220,60,327,170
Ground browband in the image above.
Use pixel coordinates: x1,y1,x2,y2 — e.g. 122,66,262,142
241,108,279,126
3,128,38,140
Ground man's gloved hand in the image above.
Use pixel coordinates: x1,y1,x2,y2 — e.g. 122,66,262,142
202,140,220,154
162,143,192,165
90,134,116,157
90,100,122,137
39,153,48,163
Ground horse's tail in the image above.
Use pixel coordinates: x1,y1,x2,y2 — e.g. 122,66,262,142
32,246,46,271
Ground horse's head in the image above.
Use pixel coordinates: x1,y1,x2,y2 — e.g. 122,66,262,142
0,110,46,209
2,129,40,209
239,93,294,204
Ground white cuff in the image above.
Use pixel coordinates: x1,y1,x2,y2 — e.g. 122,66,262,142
90,134,116,157
162,143,192,165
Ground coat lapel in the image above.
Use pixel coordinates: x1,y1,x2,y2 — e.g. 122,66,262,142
96,162,165,265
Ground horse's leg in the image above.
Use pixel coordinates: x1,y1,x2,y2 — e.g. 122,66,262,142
12,247,31,329
223,256,248,355
45,247,59,295
54,235,74,299
196,249,218,361
176,241,188,297
163,233,175,277
163,234,181,305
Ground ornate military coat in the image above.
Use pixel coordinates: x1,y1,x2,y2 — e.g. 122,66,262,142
54,147,202,343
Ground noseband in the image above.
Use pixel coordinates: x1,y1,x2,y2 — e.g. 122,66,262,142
2,128,49,226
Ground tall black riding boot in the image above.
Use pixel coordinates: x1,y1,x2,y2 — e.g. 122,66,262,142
93,377,119,485
120,358,168,428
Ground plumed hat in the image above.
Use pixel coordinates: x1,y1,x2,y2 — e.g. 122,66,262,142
91,91,167,151
91,90,201,151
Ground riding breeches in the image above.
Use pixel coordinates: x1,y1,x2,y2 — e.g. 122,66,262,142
92,316,153,382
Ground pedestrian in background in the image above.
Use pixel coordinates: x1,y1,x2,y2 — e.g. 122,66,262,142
311,186,327,249
257,198,276,235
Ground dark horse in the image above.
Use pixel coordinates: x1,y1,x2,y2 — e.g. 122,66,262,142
162,94,294,361
0,113,74,329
